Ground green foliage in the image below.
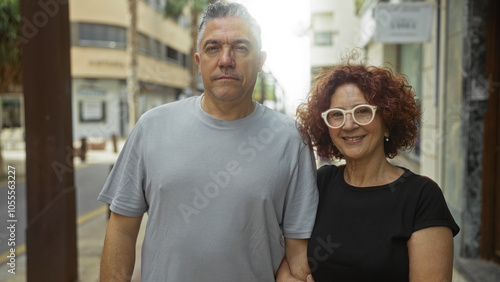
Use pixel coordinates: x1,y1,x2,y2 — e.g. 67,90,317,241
191,0,211,13
164,0,187,19
164,0,211,20
253,75,262,101
0,0,22,92
355,0,366,14
0,0,20,64
252,74,276,102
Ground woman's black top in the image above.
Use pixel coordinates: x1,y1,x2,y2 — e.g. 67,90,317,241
307,165,460,282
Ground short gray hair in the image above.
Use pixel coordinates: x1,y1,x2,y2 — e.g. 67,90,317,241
197,1,262,52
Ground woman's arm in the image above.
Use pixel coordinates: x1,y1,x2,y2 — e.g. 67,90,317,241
407,226,454,282
276,238,315,282
277,257,304,282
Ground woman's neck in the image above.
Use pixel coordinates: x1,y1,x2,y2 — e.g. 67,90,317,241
343,157,404,187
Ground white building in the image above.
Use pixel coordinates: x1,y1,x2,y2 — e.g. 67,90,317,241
310,0,360,72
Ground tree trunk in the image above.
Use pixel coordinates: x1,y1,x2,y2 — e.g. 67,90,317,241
127,0,139,130
190,8,199,96
189,0,216,96
21,0,78,280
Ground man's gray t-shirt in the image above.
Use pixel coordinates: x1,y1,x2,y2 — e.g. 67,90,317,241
98,95,318,281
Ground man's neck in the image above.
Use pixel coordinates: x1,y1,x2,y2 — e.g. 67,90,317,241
201,94,256,121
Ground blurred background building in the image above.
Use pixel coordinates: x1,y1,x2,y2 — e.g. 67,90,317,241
70,0,191,140
310,0,359,74
0,0,285,148
310,0,499,280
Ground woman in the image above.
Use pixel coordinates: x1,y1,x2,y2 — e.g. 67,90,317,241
296,62,459,281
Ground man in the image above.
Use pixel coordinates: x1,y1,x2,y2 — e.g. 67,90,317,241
98,2,318,281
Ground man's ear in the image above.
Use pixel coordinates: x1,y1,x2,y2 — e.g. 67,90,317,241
258,51,267,72
195,53,201,75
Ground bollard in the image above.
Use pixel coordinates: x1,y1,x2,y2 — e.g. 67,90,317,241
112,134,118,153
80,137,87,162
107,164,114,219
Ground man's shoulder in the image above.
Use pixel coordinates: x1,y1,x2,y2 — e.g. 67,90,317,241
258,105,297,132
140,97,197,122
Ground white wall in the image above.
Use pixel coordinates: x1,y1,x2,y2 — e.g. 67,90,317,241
310,0,360,67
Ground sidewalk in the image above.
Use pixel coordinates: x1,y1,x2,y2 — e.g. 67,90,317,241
0,138,147,282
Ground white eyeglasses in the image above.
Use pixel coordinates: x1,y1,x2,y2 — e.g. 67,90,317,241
321,104,378,129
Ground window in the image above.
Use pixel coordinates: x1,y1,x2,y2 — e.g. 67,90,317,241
1,98,21,128
181,53,189,68
143,0,164,12
314,31,333,46
153,0,163,10
312,12,334,46
151,39,163,59
78,23,126,49
398,43,422,158
166,46,179,63
79,101,106,122
138,33,150,55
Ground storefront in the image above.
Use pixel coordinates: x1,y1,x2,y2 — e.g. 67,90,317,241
72,78,179,141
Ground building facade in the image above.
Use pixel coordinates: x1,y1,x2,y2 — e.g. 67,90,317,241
69,0,191,140
310,0,360,73
311,0,500,280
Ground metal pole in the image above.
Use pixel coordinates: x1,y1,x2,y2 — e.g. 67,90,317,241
20,0,78,280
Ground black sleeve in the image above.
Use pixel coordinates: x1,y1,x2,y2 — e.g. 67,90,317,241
412,177,460,236
316,165,337,196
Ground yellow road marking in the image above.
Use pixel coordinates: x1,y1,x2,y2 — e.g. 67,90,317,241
0,205,108,265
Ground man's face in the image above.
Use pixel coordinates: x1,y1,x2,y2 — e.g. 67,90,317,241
195,17,266,103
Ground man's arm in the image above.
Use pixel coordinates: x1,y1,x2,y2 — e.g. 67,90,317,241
276,238,311,281
100,211,143,281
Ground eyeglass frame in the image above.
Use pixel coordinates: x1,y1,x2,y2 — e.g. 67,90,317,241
321,104,378,129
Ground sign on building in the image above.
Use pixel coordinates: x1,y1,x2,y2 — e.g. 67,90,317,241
375,2,433,43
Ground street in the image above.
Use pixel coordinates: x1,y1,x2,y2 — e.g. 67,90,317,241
0,163,113,256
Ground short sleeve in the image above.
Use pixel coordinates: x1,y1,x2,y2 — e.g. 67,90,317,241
316,165,338,196
97,122,148,217
413,179,460,236
282,144,319,239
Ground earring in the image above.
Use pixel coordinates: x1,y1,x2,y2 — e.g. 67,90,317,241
385,136,389,142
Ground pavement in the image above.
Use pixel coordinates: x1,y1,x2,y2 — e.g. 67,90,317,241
0,139,147,282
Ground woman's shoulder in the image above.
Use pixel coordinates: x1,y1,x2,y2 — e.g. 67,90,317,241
401,169,460,236
318,164,341,174
398,168,441,193
397,169,451,211
317,164,344,189
318,163,342,175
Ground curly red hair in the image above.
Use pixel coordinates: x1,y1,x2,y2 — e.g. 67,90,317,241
296,63,421,160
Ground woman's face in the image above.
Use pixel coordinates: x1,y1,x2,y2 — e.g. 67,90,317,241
327,83,387,162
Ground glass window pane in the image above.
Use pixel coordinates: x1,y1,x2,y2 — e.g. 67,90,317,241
138,33,150,54
79,23,91,40
167,46,178,62
314,31,333,46
94,25,106,41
